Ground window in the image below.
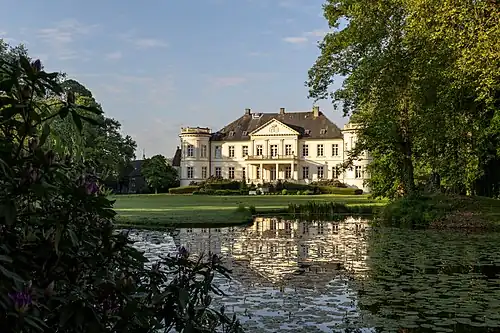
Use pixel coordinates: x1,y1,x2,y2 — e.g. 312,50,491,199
317,144,324,157
187,166,194,179
228,167,235,179
302,144,309,157
317,166,324,179
332,165,340,179
270,144,278,157
302,166,309,179
242,146,248,157
200,145,207,158
332,144,339,157
318,222,324,235
305,129,311,135
215,167,222,177
256,166,260,179
345,142,348,151
256,145,263,156
320,128,327,134
242,167,246,180
285,144,292,156
215,146,222,159
242,131,248,136
229,131,234,137
202,166,207,179
228,146,235,158
355,166,363,179
187,145,194,157
285,166,292,179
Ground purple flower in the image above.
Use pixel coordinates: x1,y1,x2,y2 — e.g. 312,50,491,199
9,291,32,313
85,179,100,195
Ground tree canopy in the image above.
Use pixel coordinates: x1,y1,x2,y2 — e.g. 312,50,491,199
142,154,179,193
308,0,500,198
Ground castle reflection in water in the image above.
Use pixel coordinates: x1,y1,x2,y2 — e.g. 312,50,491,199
173,217,370,288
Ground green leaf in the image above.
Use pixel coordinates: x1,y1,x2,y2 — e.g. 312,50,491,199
179,288,189,309
58,106,70,119
39,122,51,146
0,202,17,225
24,316,47,332
54,227,62,255
71,110,83,132
0,264,24,283
0,255,12,263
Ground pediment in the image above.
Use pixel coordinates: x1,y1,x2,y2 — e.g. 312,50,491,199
250,119,299,136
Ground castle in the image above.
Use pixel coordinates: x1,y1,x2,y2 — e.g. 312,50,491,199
178,106,371,192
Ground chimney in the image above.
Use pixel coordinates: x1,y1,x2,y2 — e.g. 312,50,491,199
279,107,285,115
313,105,320,117
245,108,251,115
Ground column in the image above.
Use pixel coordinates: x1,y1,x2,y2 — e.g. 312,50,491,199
291,162,295,181
260,163,263,181
280,139,284,156
276,163,279,180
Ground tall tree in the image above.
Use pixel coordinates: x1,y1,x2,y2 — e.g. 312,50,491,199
142,155,179,194
46,87,137,183
308,0,500,198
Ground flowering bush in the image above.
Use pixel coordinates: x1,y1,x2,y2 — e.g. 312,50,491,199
0,56,243,332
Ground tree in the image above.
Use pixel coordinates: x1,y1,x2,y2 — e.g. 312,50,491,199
0,45,242,333
61,79,93,98
307,0,500,198
46,83,137,188
142,154,179,193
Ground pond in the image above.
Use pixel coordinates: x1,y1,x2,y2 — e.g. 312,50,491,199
127,217,500,333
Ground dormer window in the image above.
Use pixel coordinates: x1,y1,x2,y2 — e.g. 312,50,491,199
320,128,327,134
229,131,235,137
305,129,311,135
242,131,248,136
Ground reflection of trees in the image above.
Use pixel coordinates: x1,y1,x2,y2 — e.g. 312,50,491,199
175,218,370,288
357,229,500,333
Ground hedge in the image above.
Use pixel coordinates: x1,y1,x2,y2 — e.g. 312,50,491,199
168,186,199,194
317,186,363,195
204,181,242,190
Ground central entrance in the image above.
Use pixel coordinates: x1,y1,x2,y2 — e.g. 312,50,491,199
270,167,277,181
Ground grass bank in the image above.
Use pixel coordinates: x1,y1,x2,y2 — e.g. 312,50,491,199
112,194,385,229
379,194,500,230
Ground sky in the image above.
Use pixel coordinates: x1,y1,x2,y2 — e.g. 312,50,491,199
0,0,346,159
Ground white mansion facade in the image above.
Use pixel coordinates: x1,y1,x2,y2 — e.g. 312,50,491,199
178,107,371,192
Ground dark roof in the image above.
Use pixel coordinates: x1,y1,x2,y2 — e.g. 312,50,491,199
128,159,144,177
211,111,343,141
172,147,181,167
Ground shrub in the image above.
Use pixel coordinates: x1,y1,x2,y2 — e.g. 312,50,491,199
317,186,364,195
312,179,348,188
282,182,311,192
0,55,242,332
168,185,199,194
379,194,446,228
282,189,288,195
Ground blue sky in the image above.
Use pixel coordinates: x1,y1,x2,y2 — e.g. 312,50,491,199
1,0,346,158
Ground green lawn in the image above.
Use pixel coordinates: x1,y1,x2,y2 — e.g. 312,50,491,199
112,194,386,229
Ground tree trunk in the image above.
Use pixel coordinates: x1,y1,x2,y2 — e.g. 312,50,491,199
155,188,158,194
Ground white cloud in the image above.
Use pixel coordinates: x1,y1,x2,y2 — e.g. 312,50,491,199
36,19,99,60
105,51,122,60
283,29,330,44
132,38,168,49
118,31,168,49
283,36,308,44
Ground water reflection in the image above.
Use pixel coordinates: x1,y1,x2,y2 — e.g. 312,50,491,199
130,217,371,332
174,217,369,287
